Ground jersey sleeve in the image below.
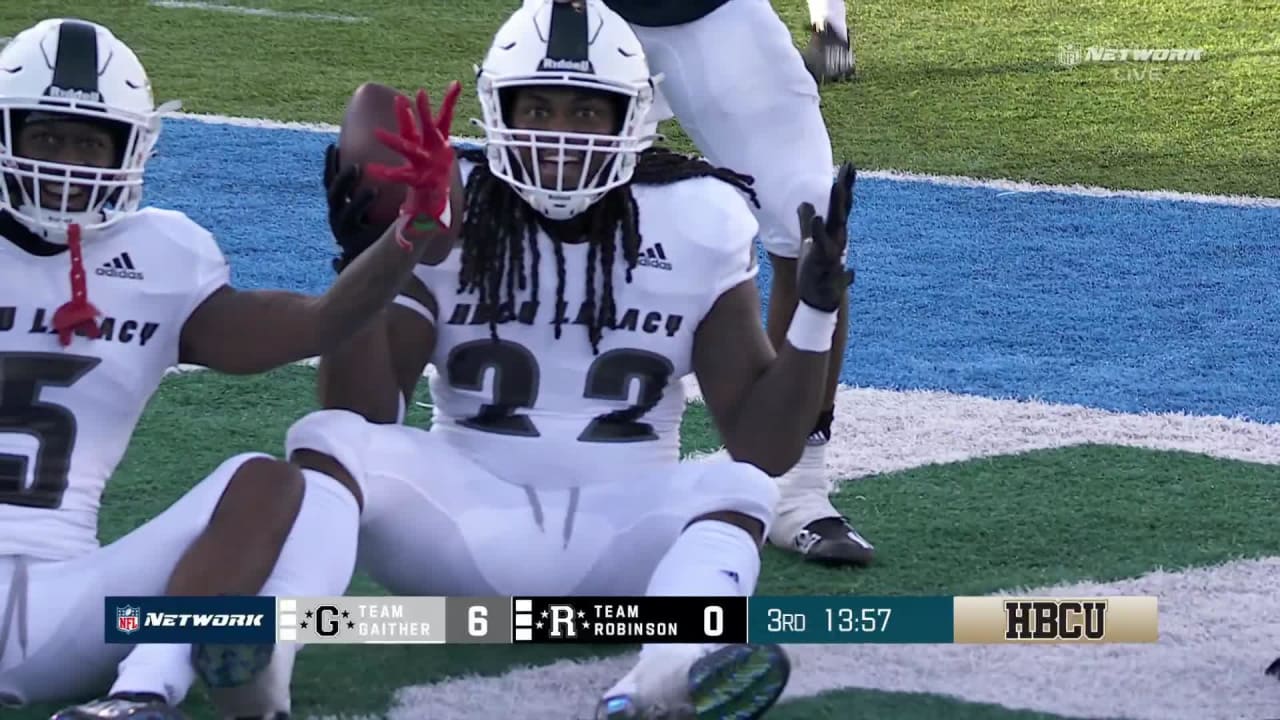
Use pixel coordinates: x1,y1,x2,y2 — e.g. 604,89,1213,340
177,222,231,323
136,208,231,323
703,183,760,304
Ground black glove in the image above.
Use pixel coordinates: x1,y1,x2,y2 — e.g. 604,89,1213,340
795,162,856,312
324,143,383,273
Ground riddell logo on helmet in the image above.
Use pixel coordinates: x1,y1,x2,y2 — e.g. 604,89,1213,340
45,86,103,102
538,58,593,73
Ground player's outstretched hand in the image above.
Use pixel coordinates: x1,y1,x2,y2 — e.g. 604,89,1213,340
323,144,383,272
795,162,856,313
366,81,462,234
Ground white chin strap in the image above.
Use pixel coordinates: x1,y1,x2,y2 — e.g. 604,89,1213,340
8,205,103,244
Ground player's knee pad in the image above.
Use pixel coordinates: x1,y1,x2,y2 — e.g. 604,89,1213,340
690,460,780,534
758,173,840,259
285,409,375,499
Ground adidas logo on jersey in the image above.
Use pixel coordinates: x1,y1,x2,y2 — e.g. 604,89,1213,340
638,242,672,271
96,252,143,280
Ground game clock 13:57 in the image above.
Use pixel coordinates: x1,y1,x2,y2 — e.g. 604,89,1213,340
825,606,892,634
747,596,954,644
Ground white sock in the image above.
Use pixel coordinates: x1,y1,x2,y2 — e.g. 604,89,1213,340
111,469,359,708
255,469,359,598
208,469,360,716
769,442,839,546
638,520,761,661
809,0,848,40
111,643,194,705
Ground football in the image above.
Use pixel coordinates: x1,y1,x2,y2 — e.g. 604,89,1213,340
337,81,418,227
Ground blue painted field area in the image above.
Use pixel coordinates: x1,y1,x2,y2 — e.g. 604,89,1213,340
148,119,1280,422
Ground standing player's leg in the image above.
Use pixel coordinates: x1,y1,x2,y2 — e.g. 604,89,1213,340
630,0,874,567
28,453,359,719
802,0,855,83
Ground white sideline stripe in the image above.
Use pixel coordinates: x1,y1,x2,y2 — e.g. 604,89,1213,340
169,359,1280,473
817,386,1280,480
166,111,1280,207
371,557,1280,720
148,0,368,23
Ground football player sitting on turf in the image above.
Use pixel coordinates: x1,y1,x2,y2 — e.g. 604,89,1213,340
287,1,855,717
0,18,460,720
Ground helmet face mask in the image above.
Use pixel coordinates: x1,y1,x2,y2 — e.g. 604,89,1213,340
477,0,658,221
0,19,169,240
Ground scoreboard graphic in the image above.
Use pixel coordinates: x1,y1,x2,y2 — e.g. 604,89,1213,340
105,595,1159,645
510,596,748,644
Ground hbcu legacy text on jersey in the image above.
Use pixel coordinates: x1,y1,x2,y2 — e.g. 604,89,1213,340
410,159,758,488
0,209,228,560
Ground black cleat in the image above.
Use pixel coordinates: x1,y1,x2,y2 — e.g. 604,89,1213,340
51,694,186,720
1266,656,1280,679
794,516,875,566
803,24,856,84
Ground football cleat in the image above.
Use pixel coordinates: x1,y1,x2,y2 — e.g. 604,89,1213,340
803,24,855,84
1266,656,1280,679
50,693,187,720
794,516,875,566
597,644,790,719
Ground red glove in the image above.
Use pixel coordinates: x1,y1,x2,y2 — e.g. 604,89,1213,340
366,81,461,246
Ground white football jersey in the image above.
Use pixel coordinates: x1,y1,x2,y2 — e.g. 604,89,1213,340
408,159,758,489
0,208,229,560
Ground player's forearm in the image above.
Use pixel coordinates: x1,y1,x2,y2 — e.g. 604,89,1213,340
721,304,837,476
720,345,828,476
308,217,446,352
316,313,403,424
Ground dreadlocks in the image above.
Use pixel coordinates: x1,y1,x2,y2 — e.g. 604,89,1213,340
456,146,760,354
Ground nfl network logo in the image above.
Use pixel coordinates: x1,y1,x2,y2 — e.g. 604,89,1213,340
116,605,140,634
1057,44,1083,67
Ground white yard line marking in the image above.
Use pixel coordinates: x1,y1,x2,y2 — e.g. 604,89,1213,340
165,112,1280,208
148,1,367,23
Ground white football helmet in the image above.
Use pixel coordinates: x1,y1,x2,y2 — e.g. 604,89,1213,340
0,19,177,239
476,0,659,220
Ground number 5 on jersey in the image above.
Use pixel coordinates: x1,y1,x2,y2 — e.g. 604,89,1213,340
0,353,100,509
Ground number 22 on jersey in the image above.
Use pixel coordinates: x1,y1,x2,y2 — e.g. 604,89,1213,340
445,339,674,443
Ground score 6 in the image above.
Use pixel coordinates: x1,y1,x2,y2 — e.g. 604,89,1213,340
469,605,488,636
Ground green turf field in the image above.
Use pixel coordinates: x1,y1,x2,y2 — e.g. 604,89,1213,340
2,2,1276,719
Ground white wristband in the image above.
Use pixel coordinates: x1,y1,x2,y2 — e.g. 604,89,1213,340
785,302,838,353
